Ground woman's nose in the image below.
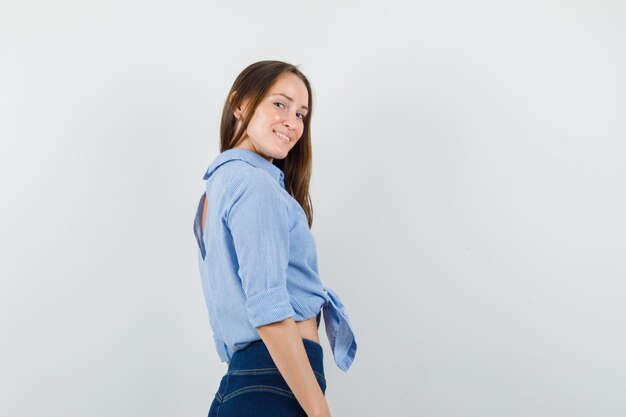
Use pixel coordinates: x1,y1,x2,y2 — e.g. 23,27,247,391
283,114,297,129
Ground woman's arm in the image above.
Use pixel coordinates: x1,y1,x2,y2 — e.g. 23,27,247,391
225,170,330,415
257,317,331,417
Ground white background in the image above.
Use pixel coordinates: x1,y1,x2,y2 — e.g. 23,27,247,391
1,1,625,416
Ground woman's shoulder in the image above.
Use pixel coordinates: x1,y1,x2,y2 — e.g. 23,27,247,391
206,158,256,181
208,160,278,199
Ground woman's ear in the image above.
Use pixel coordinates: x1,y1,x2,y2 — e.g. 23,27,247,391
234,98,250,120
229,91,242,119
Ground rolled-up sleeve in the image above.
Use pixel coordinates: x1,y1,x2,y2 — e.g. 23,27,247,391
226,170,295,328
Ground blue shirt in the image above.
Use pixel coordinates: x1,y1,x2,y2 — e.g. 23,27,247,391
193,148,357,371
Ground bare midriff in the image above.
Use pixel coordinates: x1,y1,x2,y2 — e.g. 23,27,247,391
295,316,320,345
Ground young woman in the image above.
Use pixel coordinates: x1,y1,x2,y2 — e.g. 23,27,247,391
193,60,357,417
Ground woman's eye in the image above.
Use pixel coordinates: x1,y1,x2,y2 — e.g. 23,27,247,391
274,102,306,121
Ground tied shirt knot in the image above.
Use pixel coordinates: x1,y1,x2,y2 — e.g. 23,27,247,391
320,286,357,372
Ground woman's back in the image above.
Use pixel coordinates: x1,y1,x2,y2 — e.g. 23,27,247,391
194,148,356,371
199,164,322,346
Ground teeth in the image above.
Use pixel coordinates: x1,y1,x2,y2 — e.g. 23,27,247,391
274,131,290,143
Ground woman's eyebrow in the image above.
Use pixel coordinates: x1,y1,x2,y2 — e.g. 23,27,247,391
271,92,309,111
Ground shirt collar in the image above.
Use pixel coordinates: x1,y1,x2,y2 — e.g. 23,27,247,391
203,148,285,187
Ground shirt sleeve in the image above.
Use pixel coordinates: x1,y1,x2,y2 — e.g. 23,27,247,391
226,169,295,329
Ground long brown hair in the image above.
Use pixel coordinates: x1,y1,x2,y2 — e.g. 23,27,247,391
219,60,315,228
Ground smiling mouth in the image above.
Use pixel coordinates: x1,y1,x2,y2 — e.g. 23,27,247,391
274,130,291,144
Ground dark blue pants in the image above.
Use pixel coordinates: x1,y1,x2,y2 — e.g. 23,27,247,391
208,338,326,417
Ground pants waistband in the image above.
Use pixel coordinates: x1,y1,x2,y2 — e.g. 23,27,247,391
227,338,325,378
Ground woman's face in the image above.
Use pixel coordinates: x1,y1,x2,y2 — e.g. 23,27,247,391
233,72,309,163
